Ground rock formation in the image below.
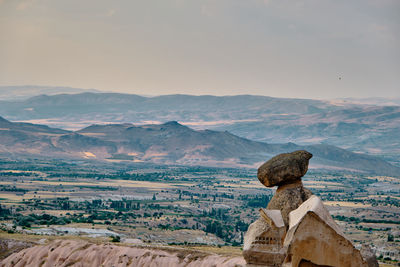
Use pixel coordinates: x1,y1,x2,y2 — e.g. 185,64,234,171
244,150,378,267
243,210,286,266
257,150,313,226
257,150,312,187
0,239,246,267
0,239,34,261
267,180,313,227
282,196,367,267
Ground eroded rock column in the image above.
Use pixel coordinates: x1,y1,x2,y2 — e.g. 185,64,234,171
243,150,378,267
258,150,313,227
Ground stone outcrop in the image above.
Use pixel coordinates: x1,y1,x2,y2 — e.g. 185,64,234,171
257,150,312,187
243,210,286,266
259,151,314,226
243,150,378,267
0,239,34,260
282,196,367,267
0,240,246,267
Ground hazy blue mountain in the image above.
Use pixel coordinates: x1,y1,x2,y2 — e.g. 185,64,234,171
0,92,333,119
1,92,399,165
335,97,400,106
0,86,102,100
0,116,399,176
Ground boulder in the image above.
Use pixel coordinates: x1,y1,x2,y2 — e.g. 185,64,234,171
282,195,368,267
243,210,286,266
267,180,313,226
257,150,313,187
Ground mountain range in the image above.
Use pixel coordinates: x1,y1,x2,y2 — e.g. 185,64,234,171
0,86,101,101
0,116,399,176
0,90,399,166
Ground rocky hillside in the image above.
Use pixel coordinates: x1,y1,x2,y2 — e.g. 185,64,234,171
0,240,245,267
0,117,399,175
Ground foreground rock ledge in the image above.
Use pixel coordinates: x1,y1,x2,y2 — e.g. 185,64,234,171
0,240,246,267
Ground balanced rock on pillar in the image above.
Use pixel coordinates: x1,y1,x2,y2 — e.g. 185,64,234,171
259,150,314,226
243,150,378,267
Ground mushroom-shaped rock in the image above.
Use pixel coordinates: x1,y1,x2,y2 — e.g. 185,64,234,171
258,150,312,187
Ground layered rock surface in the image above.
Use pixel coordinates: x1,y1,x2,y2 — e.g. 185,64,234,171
282,196,367,267
243,210,286,265
0,240,246,267
0,239,34,261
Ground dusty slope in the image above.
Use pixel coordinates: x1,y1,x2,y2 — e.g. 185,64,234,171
0,240,246,267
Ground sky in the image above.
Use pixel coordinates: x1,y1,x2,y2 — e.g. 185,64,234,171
0,0,399,99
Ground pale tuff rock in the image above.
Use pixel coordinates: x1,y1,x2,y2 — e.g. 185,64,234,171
286,195,342,234
282,196,368,267
243,210,286,266
0,239,246,267
259,209,285,229
257,150,312,187
243,150,378,267
0,239,34,260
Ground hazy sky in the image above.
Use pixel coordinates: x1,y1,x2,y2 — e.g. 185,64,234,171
0,0,399,99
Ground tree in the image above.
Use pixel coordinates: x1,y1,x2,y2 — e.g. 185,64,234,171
111,235,120,242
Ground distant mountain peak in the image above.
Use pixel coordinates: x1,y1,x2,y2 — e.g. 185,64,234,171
0,116,11,125
163,121,183,127
0,116,8,122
